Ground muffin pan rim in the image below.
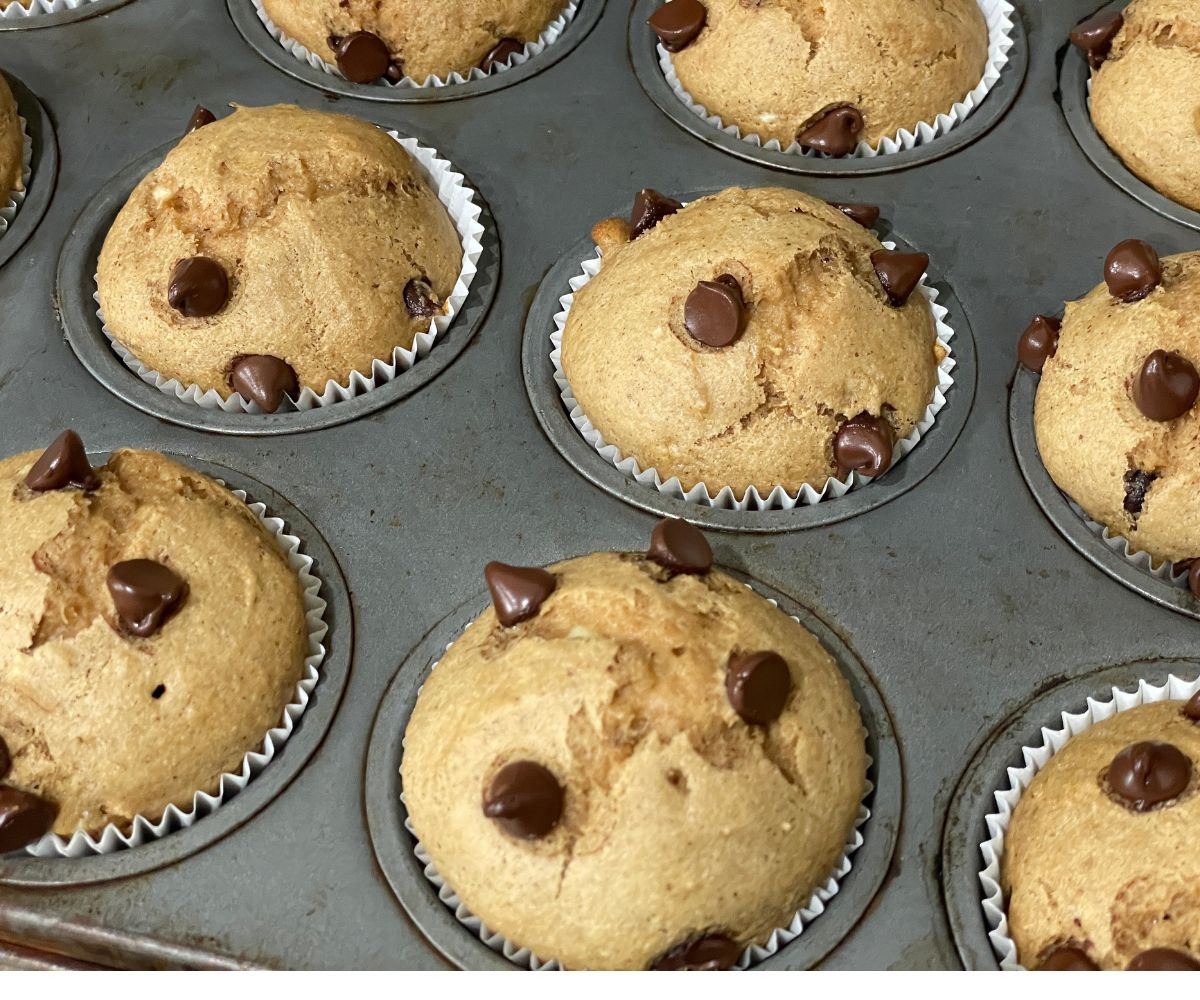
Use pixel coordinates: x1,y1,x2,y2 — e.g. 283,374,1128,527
0,0,135,31
0,71,55,270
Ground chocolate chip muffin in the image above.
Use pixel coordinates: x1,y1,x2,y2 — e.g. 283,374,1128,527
0,73,24,204
650,0,989,154
261,0,569,83
1073,0,1200,213
402,520,867,970
0,433,308,850
96,103,461,412
1030,241,1200,567
561,187,941,495
1002,697,1200,970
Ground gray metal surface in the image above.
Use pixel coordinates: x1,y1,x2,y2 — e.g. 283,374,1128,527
0,0,1195,972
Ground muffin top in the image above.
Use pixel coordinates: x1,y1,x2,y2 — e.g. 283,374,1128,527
1033,244,1200,564
0,72,23,199
1085,0,1200,213
0,436,308,845
561,186,940,495
653,0,989,152
262,0,569,83
402,524,866,970
1002,699,1200,971
96,104,461,411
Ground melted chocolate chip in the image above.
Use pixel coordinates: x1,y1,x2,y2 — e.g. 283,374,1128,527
1107,741,1192,810
726,651,792,725
1127,948,1200,971
1040,946,1099,971
1070,12,1124,69
1104,239,1161,303
1133,350,1199,422
1190,563,1200,599
1018,315,1062,374
830,202,880,229
482,760,563,839
228,354,298,413
798,106,864,157
834,412,895,479
647,517,712,575
403,278,442,318
334,31,392,84
1123,469,1158,515
25,430,100,493
647,0,707,52
185,105,216,135
480,37,524,72
684,275,746,348
484,562,557,627
168,256,229,318
106,559,188,638
652,934,741,971
0,786,58,853
871,249,929,307
0,737,9,781
630,189,682,240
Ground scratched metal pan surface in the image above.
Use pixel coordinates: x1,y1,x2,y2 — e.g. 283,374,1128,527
0,0,1195,971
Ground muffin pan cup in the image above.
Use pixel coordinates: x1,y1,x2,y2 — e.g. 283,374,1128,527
0,70,54,269
0,0,133,29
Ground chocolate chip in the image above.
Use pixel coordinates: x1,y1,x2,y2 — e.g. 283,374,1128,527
185,105,216,135
684,275,746,348
1040,946,1099,971
830,202,880,229
647,0,707,52
1127,949,1200,971
1104,239,1161,303
871,249,928,307
151,684,166,700
384,60,405,83
228,354,298,413
630,189,682,240
798,106,864,157
726,651,791,725
484,562,557,627
1190,563,1200,599
0,737,9,781
1107,741,1192,810
652,934,741,971
168,256,229,318
334,30,392,83
480,37,524,72
1123,469,1157,515
106,559,188,638
0,786,58,853
1133,350,1199,422
403,278,442,318
1183,691,1200,721
1018,315,1062,374
647,517,712,575
482,760,563,839
1070,12,1124,69
25,430,100,493
834,412,895,479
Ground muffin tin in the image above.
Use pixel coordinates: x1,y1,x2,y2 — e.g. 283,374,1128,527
0,0,1197,971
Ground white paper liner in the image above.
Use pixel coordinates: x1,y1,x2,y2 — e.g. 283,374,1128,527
0,114,29,237
0,0,100,17
20,483,329,858
95,131,484,413
658,0,1015,160
400,586,872,970
978,672,1200,970
253,0,579,89
1064,498,1192,594
551,239,957,510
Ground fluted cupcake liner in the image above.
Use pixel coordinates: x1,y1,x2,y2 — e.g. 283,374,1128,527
22,485,329,858
0,114,30,237
658,0,1015,161
399,586,872,970
253,0,579,89
95,131,484,413
978,672,1200,970
1066,498,1192,594
550,240,957,511
0,0,100,17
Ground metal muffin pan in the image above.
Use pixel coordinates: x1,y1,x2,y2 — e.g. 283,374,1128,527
0,0,1198,971
0,71,56,269
0,0,135,31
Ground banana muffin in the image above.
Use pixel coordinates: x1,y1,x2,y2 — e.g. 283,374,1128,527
649,0,989,154
0,432,308,850
0,73,24,207
561,186,941,495
1002,698,1200,971
262,0,569,83
96,103,461,412
402,520,867,970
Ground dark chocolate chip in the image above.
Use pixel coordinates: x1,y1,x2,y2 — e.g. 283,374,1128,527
334,30,391,83
185,105,216,135
1104,239,1161,303
652,934,741,971
228,354,298,413
1190,563,1200,599
1183,691,1200,721
484,562,557,627
0,786,58,853
1018,315,1062,374
480,37,524,72
725,651,791,726
630,189,682,240
482,760,563,839
168,256,229,318
1107,741,1192,810
1123,469,1158,515
1070,12,1124,69
830,202,880,229
384,60,405,83
106,559,188,638
647,0,707,53
833,412,895,479
151,684,166,700
798,106,864,157
684,275,746,348
871,249,929,307
1133,350,1199,422
25,430,100,493
647,517,712,575
1127,949,1200,971
403,278,442,318
0,737,9,781
1040,946,1099,971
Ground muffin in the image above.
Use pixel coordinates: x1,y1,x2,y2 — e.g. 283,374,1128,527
402,519,867,970
0,73,24,205
649,0,989,154
1001,698,1200,970
560,186,941,495
1074,0,1200,213
261,0,569,83
0,432,308,851
96,103,461,412
1028,240,1200,569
